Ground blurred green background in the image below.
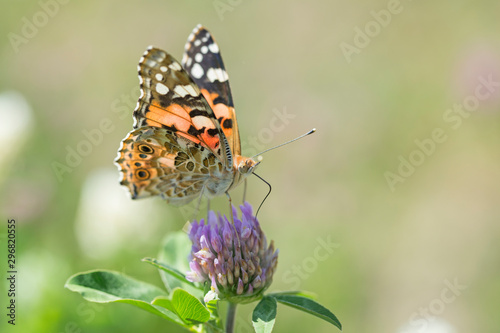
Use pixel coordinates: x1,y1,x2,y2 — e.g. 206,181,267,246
1,0,500,332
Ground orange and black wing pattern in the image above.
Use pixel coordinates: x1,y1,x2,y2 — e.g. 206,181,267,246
133,46,231,165
182,25,241,156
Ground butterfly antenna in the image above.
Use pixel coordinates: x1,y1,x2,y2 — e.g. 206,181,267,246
251,128,316,159
252,172,272,218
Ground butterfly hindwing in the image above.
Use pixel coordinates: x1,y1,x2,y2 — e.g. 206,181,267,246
182,25,241,156
134,46,232,168
115,126,226,205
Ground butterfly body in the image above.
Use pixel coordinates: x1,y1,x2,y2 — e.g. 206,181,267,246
115,25,258,205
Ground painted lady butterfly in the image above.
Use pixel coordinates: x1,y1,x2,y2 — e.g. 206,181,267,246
114,25,259,205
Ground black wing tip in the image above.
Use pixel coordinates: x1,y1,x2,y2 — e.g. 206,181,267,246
194,24,206,33
191,24,212,39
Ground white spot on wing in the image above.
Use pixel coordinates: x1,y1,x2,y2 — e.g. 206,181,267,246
144,85,151,100
174,85,187,97
160,66,168,72
208,43,219,53
206,68,228,82
169,62,182,71
201,46,208,54
173,85,199,98
155,73,163,81
195,53,203,62
184,85,198,97
143,58,156,68
191,63,204,79
156,83,169,95
194,40,201,46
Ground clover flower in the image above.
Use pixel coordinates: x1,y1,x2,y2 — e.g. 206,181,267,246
186,202,278,303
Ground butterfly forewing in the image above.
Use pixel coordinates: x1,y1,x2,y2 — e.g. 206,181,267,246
134,46,231,166
182,25,241,156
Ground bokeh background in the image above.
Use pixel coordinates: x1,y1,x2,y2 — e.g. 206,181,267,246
1,0,500,332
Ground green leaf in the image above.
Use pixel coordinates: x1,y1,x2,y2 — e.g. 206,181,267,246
252,296,277,333
273,294,342,330
206,299,219,318
65,270,184,325
142,257,197,288
157,232,202,298
268,291,317,299
153,289,210,325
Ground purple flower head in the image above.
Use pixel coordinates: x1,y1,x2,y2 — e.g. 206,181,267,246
186,202,278,303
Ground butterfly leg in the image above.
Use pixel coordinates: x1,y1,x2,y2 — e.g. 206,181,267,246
242,179,248,203
225,192,233,224
226,191,242,247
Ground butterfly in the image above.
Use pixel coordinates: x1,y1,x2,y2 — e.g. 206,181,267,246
114,25,259,205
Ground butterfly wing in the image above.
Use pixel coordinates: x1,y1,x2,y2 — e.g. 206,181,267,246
115,126,226,205
133,46,232,169
114,46,236,203
182,25,242,156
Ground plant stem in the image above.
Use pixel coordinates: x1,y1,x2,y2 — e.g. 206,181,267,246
225,302,237,333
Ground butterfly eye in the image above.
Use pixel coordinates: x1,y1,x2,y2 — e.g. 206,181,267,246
135,169,150,180
238,163,249,174
138,144,154,154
